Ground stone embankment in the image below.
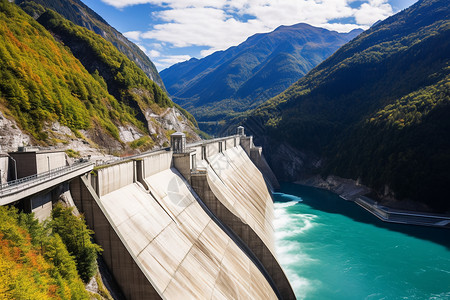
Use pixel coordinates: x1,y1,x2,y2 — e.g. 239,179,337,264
297,175,450,228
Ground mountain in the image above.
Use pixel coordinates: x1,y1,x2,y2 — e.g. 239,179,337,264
241,0,450,212
15,0,166,91
0,0,198,154
161,23,362,123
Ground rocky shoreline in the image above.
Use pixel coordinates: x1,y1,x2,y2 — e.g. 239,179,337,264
294,174,450,228
295,175,371,201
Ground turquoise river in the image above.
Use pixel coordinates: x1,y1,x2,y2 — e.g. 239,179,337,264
273,183,450,300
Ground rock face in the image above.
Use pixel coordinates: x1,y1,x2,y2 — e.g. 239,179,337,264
0,112,30,152
257,141,322,182
146,107,199,139
298,175,371,201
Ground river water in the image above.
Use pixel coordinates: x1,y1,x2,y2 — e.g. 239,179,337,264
273,183,450,300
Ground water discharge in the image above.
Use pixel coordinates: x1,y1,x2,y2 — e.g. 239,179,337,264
274,183,450,300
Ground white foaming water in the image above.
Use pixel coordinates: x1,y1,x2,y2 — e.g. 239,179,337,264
275,200,301,208
274,201,317,239
274,199,319,299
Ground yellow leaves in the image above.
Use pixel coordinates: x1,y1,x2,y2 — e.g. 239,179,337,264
0,205,90,299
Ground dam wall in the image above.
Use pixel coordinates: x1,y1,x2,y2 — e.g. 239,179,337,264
192,147,295,299
94,160,135,197
69,131,293,299
189,136,239,161
70,176,160,299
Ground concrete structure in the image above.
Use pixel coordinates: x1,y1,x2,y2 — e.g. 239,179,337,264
0,161,93,220
356,196,450,228
73,149,280,299
1,128,293,299
0,154,9,183
192,147,293,299
68,130,294,299
170,132,186,153
9,148,68,179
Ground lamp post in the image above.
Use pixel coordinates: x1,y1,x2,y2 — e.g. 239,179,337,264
47,156,50,173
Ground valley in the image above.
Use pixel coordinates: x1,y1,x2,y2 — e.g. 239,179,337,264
0,0,448,298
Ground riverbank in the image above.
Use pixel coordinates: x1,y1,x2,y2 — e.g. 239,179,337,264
273,183,450,300
355,196,450,228
295,175,450,229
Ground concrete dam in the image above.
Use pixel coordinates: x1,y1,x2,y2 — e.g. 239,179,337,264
2,129,295,299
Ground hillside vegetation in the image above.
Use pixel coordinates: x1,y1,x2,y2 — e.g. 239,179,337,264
16,0,166,90
0,0,127,140
0,204,102,299
243,0,450,212
161,24,362,125
0,1,197,152
37,9,173,124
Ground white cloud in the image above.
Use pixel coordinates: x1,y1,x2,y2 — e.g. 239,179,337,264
124,30,142,41
155,54,192,70
354,0,393,25
148,49,161,58
101,0,395,67
127,0,392,50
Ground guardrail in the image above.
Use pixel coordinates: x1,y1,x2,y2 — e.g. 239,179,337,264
93,147,171,168
92,135,243,168
188,135,240,148
0,161,94,195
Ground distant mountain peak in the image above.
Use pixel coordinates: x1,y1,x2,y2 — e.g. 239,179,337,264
161,22,362,127
242,0,450,212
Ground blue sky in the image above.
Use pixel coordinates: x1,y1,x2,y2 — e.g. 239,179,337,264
82,0,417,71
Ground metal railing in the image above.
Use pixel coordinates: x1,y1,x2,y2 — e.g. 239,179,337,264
93,147,171,168
0,161,94,195
187,134,240,148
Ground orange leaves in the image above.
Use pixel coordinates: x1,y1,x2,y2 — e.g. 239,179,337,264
0,206,89,299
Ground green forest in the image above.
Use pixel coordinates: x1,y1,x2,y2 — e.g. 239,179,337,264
0,0,196,148
16,0,166,91
242,0,450,212
0,204,102,299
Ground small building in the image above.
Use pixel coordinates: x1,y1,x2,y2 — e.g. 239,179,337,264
170,132,186,153
9,147,69,179
237,126,245,136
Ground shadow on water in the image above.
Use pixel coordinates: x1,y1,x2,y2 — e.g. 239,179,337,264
276,182,450,250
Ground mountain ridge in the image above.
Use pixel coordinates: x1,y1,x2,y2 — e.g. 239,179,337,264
15,0,166,91
241,0,450,212
0,0,198,155
161,23,362,124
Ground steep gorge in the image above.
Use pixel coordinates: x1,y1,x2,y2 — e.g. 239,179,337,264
241,0,450,212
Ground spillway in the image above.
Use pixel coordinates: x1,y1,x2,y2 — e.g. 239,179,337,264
70,133,295,299
99,167,276,299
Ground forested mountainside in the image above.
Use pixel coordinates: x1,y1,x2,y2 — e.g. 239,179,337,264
0,204,107,299
15,0,166,91
0,1,198,154
161,23,362,124
242,0,450,212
